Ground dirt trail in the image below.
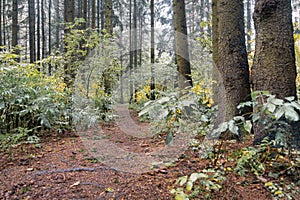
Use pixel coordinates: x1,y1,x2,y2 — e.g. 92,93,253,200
0,105,272,199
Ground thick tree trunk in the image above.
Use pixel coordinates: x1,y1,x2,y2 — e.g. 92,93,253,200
252,0,297,144
173,0,193,97
252,0,296,99
216,0,251,125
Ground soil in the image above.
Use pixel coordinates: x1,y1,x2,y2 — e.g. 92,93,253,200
0,106,286,200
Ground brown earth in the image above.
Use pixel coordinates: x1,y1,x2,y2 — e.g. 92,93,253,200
0,107,281,200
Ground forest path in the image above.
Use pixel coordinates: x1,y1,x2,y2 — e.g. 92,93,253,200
0,105,271,199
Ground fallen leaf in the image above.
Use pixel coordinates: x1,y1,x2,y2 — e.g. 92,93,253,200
70,181,80,188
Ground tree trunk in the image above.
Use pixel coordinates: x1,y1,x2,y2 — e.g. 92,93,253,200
48,0,52,74
173,0,193,97
0,0,2,47
42,0,46,58
91,0,96,29
150,0,155,100
11,0,18,50
2,0,6,48
28,0,36,63
83,0,88,29
37,0,41,60
55,0,60,50
133,0,138,96
105,0,112,34
252,0,297,144
252,0,297,99
216,0,251,125
64,0,75,86
246,0,252,52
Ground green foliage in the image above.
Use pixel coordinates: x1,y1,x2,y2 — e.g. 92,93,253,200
139,91,215,144
171,168,226,199
0,52,72,137
211,91,300,148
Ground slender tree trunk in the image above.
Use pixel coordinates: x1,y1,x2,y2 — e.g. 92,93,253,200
173,0,193,97
100,0,104,31
97,0,100,32
0,0,2,47
55,0,60,50
48,0,52,74
105,0,112,34
150,0,155,100
91,0,96,29
216,0,251,127
64,0,75,86
11,0,18,50
103,0,113,94
42,0,46,58
2,0,6,48
133,0,138,95
83,0,88,28
37,0,41,60
129,0,133,98
28,0,36,63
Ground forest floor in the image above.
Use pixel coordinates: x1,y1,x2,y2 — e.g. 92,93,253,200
0,106,296,199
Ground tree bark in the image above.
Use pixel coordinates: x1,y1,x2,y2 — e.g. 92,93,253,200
150,0,155,100
252,0,297,144
252,0,297,99
37,0,41,60
11,0,18,50
28,0,36,63
216,0,251,124
91,0,96,29
173,0,193,97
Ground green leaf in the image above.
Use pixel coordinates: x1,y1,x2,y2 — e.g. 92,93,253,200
189,173,208,182
284,106,299,121
290,101,300,111
274,107,284,120
176,176,188,186
269,98,284,106
186,181,193,191
266,103,276,113
228,120,239,135
285,96,295,102
165,132,174,145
